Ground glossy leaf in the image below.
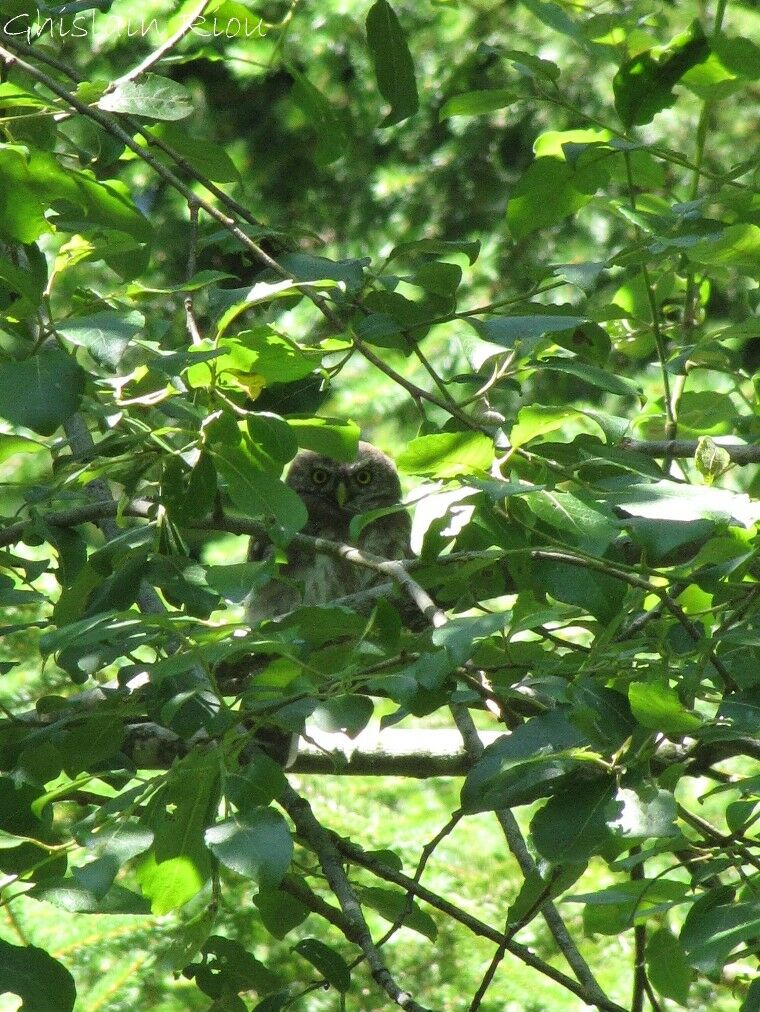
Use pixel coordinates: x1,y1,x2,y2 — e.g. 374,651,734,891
286,417,361,461
205,807,293,888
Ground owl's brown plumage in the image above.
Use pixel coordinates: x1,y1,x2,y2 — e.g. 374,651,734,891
247,441,411,623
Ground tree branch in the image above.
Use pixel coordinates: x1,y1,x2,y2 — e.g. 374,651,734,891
108,0,211,87
620,438,760,464
279,782,428,1011
335,836,628,1012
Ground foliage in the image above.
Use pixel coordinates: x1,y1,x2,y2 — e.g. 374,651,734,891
0,0,759,1009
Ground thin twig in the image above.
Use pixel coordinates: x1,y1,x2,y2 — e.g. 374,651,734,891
184,200,203,346
279,783,427,1011
336,837,628,1012
449,705,615,1009
108,0,212,87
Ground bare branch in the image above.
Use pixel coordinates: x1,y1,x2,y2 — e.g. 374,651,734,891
336,836,628,1012
108,0,212,87
279,783,428,1011
621,437,760,464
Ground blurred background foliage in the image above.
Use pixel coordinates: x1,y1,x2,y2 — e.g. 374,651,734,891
0,0,759,1008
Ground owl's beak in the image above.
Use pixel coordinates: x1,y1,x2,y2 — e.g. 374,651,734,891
335,480,348,507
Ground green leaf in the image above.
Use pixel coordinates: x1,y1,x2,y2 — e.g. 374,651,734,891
531,780,615,862
149,123,240,182
686,223,760,272
0,83,54,111
504,49,560,82
461,710,589,813
254,883,309,939
609,480,760,527
293,938,350,993
247,413,299,466
607,784,679,840
681,900,760,974
359,886,438,940
0,434,46,464
99,74,193,120
201,935,280,998
715,690,760,736
538,358,640,397
510,405,582,447
225,755,288,810
0,253,45,306
0,940,76,1012
279,253,369,294
28,879,150,914
523,490,620,553
624,517,715,564
0,349,85,436
432,612,508,665
474,313,608,357
287,417,361,461
0,145,51,242
534,558,626,622
570,879,689,935
18,148,151,242
521,0,583,40
674,391,736,437
742,980,760,1012
312,695,374,738
507,157,608,240
290,69,348,166
213,443,307,543
56,310,144,368
194,331,314,386
387,238,481,266
613,21,710,128
137,753,218,914
628,682,702,736
695,436,731,484
205,807,293,888
646,927,692,1004
366,0,419,125
397,431,493,477
439,89,517,119
205,562,270,604
412,261,462,297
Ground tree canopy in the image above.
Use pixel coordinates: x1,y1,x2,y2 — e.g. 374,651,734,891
0,0,759,1009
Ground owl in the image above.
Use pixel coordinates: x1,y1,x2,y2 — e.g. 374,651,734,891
246,441,411,624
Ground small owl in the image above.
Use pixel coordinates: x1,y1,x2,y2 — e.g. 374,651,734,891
246,441,411,623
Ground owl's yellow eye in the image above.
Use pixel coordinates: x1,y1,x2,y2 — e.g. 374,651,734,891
354,468,372,486
311,467,330,486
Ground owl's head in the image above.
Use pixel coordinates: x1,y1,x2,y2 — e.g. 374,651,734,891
286,441,402,516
